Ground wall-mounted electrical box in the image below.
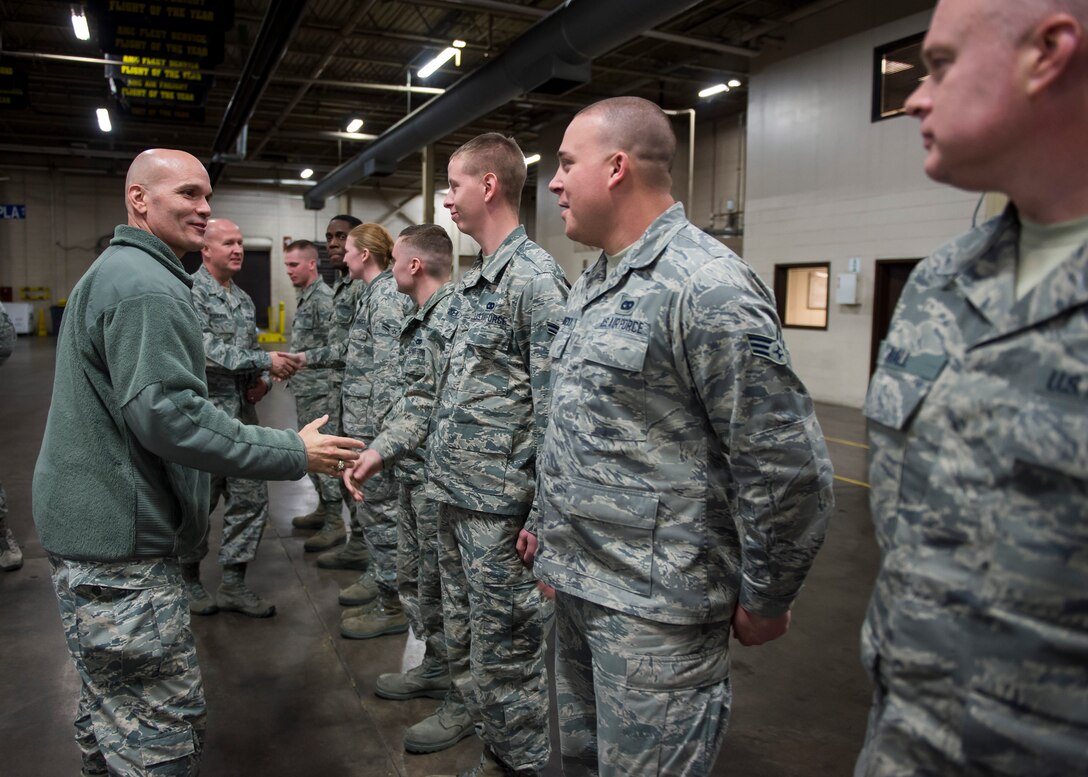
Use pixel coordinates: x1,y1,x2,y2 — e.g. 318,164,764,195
836,272,859,305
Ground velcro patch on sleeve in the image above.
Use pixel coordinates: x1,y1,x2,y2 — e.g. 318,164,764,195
746,333,787,365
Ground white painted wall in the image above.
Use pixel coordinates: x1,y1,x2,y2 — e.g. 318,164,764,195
743,8,981,408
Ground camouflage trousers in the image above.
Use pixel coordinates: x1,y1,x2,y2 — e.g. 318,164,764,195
397,482,445,662
50,556,205,777
180,394,268,566
438,503,551,771
294,393,343,506
554,592,732,777
359,489,399,596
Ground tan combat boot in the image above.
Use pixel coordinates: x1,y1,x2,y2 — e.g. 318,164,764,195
303,503,346,552
403,695,475,754
217,563,275,618
291,499,331,530
338,568,378,606
316,533,370,570
375,653,451,700
339,592,407,639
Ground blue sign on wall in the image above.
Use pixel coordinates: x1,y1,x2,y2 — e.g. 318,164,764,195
0,205,26,219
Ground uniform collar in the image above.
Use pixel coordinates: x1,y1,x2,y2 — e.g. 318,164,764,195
463,226,528,288
954,205,1088,342
195,263,235,295
297,277,322,303
581,202,687,305
401,282,454,334
364,268,393,288
414,281,454,322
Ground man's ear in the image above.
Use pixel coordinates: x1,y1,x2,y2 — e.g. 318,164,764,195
481,172,499,204
128,184,147,215
606,151,630,191
1022,13,1082,96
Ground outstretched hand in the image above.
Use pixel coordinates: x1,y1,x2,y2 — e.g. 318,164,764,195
298,414,364,476
342,449,384,502
732,606,791,646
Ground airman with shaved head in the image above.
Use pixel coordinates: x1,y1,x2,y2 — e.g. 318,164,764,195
33,148,362,777
857,1,1088,774
538,98,833,776
181,217,300,618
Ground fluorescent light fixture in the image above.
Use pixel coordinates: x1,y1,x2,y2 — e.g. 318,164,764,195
71,7,90,41
345,118,364,133
418,40,467,79
698,83,729,98
727,79,742,88
96,108,111,132
329,131,380,141
524,154,541,166
300,168,314,179
882,59,913,75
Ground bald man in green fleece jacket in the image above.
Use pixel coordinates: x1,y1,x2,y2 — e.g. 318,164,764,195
32,148,362,777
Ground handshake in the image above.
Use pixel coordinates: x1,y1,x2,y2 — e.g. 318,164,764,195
270,351,307,381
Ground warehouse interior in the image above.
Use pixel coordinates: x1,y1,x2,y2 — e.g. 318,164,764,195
0,0,974,774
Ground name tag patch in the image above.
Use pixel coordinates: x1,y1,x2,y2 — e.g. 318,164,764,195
597,316,648,336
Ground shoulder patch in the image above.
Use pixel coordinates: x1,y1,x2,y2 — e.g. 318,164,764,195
746,333,787,365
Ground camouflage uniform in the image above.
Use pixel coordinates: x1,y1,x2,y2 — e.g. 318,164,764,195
182,265,271,566
303,273,361,521
369,283,456,662
51,557,204,776
536,203,834,777
341,270,416,597
287,277,340,505
428,226,569,772
857,207,1088,776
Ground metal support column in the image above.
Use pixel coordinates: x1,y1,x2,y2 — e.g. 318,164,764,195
421,144,436,224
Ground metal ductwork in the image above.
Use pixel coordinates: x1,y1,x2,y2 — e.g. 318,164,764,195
304,0,705,210
208,0,309,186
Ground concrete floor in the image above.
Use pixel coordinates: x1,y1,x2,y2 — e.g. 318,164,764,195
0,335,879,776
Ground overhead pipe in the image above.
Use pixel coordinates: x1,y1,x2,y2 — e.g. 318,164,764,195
208,0,309,185
304,0,706,210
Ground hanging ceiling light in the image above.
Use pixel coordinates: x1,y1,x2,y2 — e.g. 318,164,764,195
727,79,742,88
418,40,466,80
523,154,541,166
96,108,112,132
345,118,364,133
300,168,314,179
698,83,729,98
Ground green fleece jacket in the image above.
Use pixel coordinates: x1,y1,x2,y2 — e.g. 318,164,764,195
33,225,307,561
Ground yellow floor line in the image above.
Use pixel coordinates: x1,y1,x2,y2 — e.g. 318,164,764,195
825,435,869,450
834,474,870,489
